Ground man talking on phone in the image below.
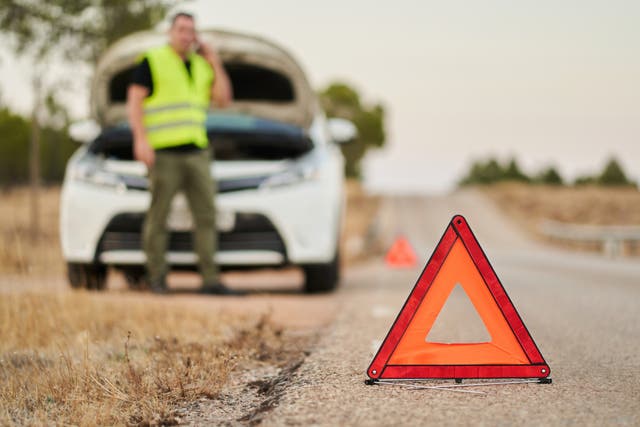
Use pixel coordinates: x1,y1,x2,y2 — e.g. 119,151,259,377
127,12,239,295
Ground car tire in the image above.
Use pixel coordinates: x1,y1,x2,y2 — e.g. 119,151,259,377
67,263,85,289
303,247,340,294
67,263,107,291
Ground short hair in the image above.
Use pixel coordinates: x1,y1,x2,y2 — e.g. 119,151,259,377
171,12,195,27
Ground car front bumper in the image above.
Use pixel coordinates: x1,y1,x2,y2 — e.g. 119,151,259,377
61,173,342,267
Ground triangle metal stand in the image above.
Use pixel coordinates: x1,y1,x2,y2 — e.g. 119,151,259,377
365,377,552,395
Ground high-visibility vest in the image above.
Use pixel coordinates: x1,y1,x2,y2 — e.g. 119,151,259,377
142,45,214,149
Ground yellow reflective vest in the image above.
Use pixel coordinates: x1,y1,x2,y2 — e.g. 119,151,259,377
142,45,214,149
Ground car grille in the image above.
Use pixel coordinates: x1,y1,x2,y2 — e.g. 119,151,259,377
121,175,268,193
98,212,286,256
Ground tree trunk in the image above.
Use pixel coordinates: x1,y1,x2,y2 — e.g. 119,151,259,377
29,76,41,242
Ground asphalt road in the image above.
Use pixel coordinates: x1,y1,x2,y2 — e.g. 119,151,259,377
259,190,640,426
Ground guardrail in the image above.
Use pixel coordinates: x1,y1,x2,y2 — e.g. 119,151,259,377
539,220,640,257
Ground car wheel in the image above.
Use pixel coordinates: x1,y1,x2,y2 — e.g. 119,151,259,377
303,247,340,294
67,263,107,291
67,263,86,289
85,265,107,290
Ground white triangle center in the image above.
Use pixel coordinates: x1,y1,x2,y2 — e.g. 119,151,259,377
426,283,492,343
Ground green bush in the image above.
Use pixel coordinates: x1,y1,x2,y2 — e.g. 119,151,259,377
573,157,636,187
460,156,637,189
0,107,78,186
597,158,635,186
459,157,531,186
573,175,597,186
535,166,564,186
0,109,31,185
503,159,530,183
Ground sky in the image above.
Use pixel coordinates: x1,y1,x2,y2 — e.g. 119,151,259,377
1,0,639,193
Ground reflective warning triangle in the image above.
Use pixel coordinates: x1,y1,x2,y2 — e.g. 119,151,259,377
385,236,418,268
368,215,550,380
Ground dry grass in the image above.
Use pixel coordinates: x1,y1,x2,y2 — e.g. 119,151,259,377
0,186,329,425
0,292,286,426
484,183,640,226
483,182,640,254
0,187,64,276
343,179,383,264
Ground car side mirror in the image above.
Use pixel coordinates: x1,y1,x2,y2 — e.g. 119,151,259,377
69,119,101,144
328,118,357,144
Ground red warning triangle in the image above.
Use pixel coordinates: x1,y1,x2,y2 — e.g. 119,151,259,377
385,236,418,268
368,215,550,380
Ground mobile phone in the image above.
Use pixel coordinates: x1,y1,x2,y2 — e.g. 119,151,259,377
193,35,203,54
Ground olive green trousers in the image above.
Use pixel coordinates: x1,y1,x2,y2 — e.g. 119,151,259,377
143,149,217,284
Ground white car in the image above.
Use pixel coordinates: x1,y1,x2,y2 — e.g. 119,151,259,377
60,29,355,293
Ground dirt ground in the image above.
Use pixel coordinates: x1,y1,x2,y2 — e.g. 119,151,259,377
482,183,640,255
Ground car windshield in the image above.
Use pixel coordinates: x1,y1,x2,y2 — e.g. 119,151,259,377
88,112,314,161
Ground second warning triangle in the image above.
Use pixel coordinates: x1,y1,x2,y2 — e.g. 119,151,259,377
385,236,418,268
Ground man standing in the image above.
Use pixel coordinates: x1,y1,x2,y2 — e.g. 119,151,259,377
127,12,238,295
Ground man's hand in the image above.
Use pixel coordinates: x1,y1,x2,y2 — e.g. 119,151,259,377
195,38,215,58
196,38,233,107
134,136,155,168
127,83,155,169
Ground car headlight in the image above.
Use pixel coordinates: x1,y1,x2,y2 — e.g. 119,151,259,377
259,161,320,189
69,156,127,192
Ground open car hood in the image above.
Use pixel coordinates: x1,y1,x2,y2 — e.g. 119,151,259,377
89,112,314,162
91,29,319,128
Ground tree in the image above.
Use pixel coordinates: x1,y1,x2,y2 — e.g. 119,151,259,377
0,108,30,184
573,158,635,187
0,107,81,186
0,0,173,238
535,166,563,186
503,158,530,183
459,157,508,185
319,82,386,178
0,1,172,64
598,157,634,186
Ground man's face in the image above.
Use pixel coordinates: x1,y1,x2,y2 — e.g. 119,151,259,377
169,16,196,55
